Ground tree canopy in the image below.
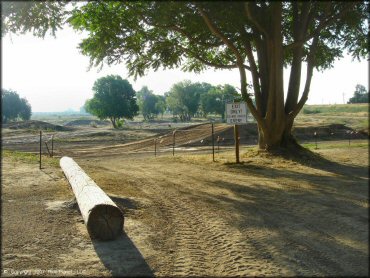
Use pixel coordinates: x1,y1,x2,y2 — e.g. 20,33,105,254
3,1,368,150
166,80,211,121
200,84,239,119
136,86,165,120
347,84,369,104
2,89,32,123
85,75,139,128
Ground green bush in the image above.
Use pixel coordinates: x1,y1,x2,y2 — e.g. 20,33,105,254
116,119,124,128
303,108,321,114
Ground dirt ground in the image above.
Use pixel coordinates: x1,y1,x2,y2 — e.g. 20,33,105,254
1,139,368,276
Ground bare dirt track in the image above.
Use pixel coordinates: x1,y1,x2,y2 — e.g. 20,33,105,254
1,141,369,277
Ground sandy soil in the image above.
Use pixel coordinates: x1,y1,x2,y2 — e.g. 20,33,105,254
1,142,368,276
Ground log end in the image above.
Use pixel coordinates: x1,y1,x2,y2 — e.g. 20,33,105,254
87,204,124,241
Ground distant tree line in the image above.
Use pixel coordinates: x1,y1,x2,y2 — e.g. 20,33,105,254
84,75,241,128
141,80,240,122
2,89,32,123
347,84,368,104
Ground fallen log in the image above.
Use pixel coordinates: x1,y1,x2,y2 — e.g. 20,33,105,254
60,156,123,240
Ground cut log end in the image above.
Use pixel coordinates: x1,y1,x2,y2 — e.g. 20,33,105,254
60,156,124,241
87,204,124,241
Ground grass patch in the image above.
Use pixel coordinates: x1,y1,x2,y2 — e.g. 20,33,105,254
301,104,369,114
159,140,368,166
2,150,60,167
302,140,368,150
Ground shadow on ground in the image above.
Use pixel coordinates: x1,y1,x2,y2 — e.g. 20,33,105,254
91,232,153,277
64,194,152,276
90,195,152,276
266,147,368,179
185,153,369,276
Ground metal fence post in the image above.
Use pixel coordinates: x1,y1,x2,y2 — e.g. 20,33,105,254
154,139,157,157
51,135,54,157
173,130,176,156
211,123,215,162
217,136,220,153
39,130,42,169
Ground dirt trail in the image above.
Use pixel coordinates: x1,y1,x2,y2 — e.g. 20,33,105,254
2,144,368,276
76,146,368,276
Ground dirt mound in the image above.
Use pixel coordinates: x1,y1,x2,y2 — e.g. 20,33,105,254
64,119,110,127
182,123,369,146
3,120,72,131
293,124,368,140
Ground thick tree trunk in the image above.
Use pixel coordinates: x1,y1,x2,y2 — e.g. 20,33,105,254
257,118,298,151
110,117,117,128
244,2,314,153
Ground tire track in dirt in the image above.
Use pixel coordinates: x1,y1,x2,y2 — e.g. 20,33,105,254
82,154,368,276
119,164,283,276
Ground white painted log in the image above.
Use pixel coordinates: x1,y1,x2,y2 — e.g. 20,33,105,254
60,156,123,240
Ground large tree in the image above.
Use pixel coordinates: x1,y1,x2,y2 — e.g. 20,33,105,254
2,89,32,123
85,75,139,128
2,2,368,150
166,80,209,121
137,86,167,120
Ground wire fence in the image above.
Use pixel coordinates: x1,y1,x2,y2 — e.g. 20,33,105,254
3,123,368,169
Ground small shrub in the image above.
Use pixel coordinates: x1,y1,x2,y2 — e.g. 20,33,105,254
116,119,124,128
303,108,321,114
90,121,98,128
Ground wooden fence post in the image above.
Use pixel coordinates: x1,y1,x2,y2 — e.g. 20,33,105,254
234,125,240,163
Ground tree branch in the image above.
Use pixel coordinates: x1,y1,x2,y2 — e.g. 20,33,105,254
244,3,269,39
284,3,355,51
177,45,249,70
195,5,245,67
195,4,265,123
139,13,223,48
240,27,263,114
289,36,319,119
170,25,224,48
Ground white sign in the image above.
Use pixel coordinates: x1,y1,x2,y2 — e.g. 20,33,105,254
226,102,248,124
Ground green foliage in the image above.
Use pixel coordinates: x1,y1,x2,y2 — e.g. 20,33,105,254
2,89,32,123
2,150,59,167
302,141,368,150
116,119,124,128
155,96,166,118
347,84,369,104
19,98,32,120
136,86,166,120
303,108,321,114
1,2,68,38
302,104,368,114
166,80,211,121
85,75,139,128
2,2,368,148
62,2,368,76
200,84,239,119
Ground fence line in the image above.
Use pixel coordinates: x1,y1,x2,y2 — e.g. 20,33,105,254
4,124,367,170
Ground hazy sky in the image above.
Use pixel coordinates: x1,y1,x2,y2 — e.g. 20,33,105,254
2,26,368,112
